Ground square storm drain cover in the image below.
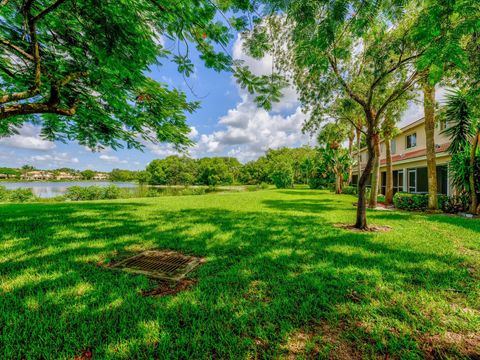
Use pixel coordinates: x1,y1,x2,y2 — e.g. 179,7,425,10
111,250,203,282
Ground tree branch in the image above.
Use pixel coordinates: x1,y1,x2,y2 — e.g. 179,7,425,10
327,53,367,108
0,38,34,61
0,100,79,120
376,70,422,120
32,0,68,22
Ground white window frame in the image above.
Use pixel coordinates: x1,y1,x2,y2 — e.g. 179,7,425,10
406,133,417,149
408,169,416,193
391,139,396,154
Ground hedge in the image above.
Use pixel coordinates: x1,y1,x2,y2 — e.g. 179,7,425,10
394,192,470,213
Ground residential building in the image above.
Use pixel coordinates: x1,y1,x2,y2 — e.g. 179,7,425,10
56,172,81,180
21,171,55,180
352,117,452,195
93,173,109,180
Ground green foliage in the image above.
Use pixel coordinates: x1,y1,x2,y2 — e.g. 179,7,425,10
393,192,428,211
443,90,475,154
65,185,122,201
0,167,20,178
0,186,36,203
146,156,199,186
80,170,96,180
196,157,239,186
342,186,358,195
239,158,270,185
1,190,479,359
269,161,294,189
448,152,480,195
0,0,255,150
393,192,471,213
109,169,139,182
438,194,470,214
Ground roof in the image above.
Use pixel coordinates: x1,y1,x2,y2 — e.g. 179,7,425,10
379,142,450,165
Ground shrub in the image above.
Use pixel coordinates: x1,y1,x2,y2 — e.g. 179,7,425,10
342,186,357,195
393,192,428,211
270,162,294,189
65,185,122,201
308,177,329,189
0,186,8,201
0,186,37,203
438,194,470,213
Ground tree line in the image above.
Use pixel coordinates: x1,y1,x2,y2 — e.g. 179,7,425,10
1,0,478,229
143,146,345,188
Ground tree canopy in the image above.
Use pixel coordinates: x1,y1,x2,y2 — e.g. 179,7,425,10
0,0,261,150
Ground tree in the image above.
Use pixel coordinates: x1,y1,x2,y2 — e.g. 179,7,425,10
196,157,235,186
381,116,398,206
80,170,95,180
317,123,350,194
422,81,438,210
443,90,480,214
240,157,269,185
242,2,428,228
0,0,261,151
269,161,294,189
109,169,138,182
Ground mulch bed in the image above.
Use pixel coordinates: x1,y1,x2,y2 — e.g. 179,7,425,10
334,223,392,233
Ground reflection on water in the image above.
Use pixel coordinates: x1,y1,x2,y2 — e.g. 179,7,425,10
1,181,137,198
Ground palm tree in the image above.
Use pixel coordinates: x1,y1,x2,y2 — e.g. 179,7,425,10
317,123,349,194
423,81,438,210
443,90,479,214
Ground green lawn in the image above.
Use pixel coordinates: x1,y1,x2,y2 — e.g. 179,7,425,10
1,189,479,359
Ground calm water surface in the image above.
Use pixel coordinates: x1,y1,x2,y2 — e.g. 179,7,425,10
1,181,137,198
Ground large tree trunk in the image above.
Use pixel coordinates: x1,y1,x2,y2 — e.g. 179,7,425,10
385,137,393,205
335,168,343,194
369,133,380,208
355,123,376,229
356,126,361,189
347,129,354,184
423,83,438,210
469,131,479,214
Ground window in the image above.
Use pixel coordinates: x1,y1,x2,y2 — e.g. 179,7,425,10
408,169,416,193
406,133,417,149
439,120,449,131
391,139,396,154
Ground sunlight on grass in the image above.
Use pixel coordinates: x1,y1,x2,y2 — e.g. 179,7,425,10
0,189,478,359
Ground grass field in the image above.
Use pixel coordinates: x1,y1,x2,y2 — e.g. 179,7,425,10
1,189,479,359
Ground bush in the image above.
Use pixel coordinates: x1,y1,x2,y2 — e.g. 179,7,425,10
394,192,471,213
438,194,470,213
65,185,122,201
308,177,330,189
342,186,357,195
270,162,294,189
393,192,428,211
0,186,8,201
0,186,36,203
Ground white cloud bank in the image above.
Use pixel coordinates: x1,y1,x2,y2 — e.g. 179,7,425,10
0,124,55,150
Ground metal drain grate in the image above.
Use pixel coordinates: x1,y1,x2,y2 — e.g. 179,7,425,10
111,250,202,281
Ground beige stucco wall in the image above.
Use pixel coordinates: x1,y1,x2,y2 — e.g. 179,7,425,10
353,118,452,174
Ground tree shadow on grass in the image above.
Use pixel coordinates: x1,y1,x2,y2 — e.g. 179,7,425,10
0,200,476,359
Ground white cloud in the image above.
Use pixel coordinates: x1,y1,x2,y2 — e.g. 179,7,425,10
232,34,299,113
99,154,128,164
0,124,55,150
30,152,79,165
188,126,199,139
191,94,313,162
399,86,450,128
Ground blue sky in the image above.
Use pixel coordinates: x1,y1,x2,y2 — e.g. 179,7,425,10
0,32,314,172
0,31,445,172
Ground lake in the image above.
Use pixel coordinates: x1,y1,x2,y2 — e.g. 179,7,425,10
0,181,137,198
